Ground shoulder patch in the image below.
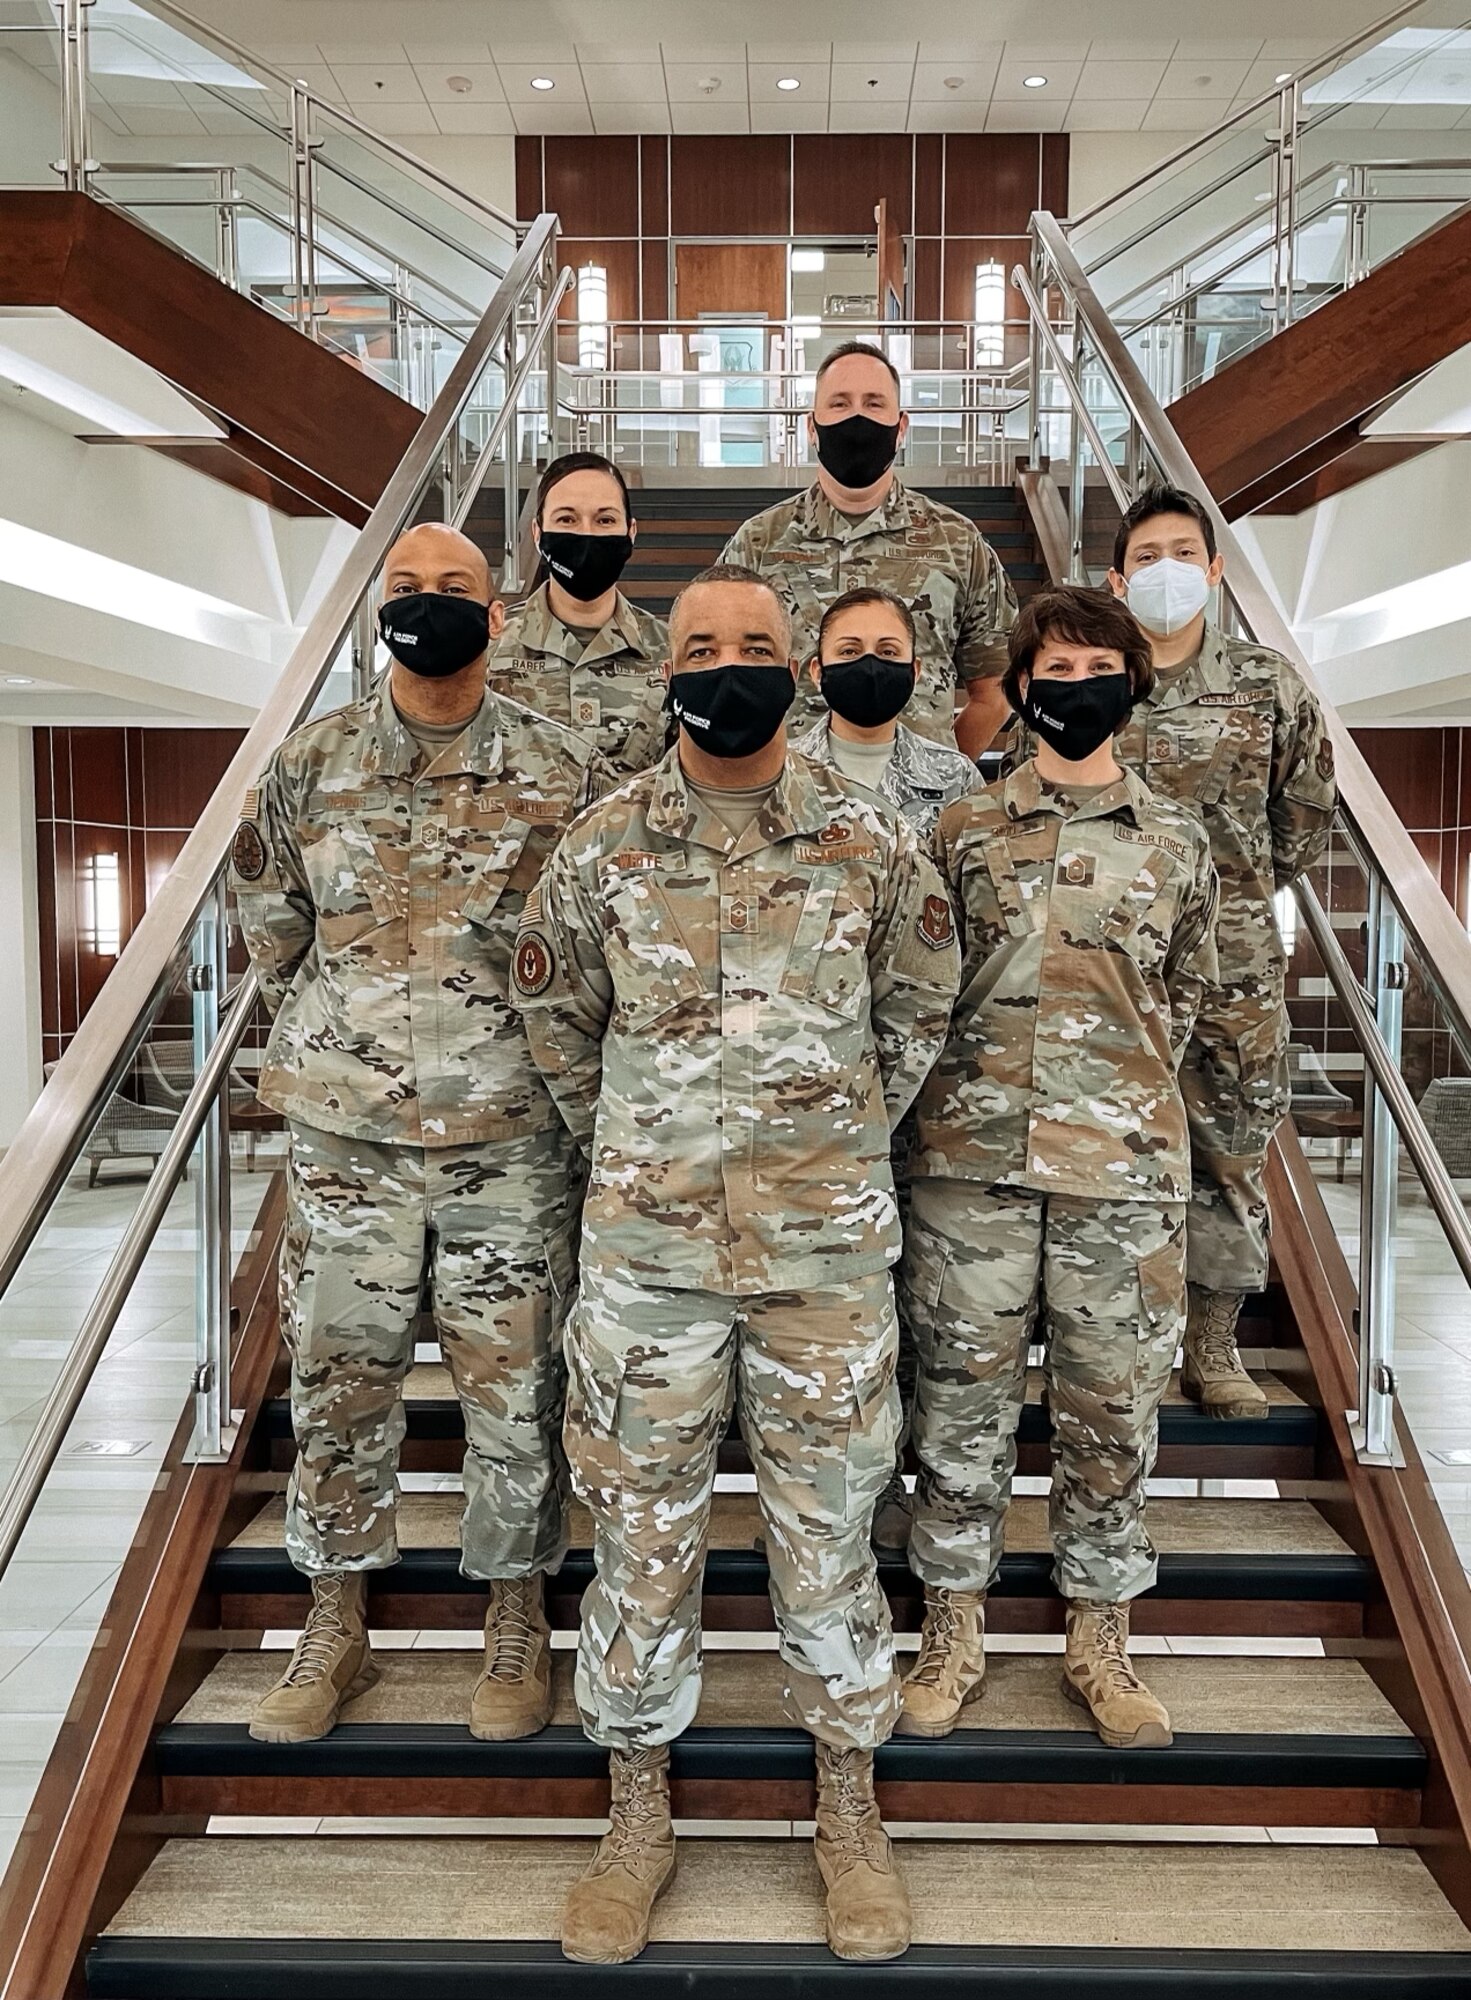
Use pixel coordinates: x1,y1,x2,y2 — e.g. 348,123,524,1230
232,821,266,882
919,894,955,949
512,932,554,998
1316,738,1335,781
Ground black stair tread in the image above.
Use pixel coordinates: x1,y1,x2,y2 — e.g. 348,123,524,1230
96,1837,1471,1955
84,1939,1471,2000
258,1365,1313,1450
229,1491,1351,1562
174,1646,1411,1742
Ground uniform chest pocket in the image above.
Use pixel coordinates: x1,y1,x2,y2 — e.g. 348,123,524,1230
1098,859,1183,971
777,872,871,1020
459,823,543,931
305,818,400,946
605,876,707,1029
868,557,959,651
1200,701,1273,808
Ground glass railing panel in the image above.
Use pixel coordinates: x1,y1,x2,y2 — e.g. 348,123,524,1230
0,10,66,188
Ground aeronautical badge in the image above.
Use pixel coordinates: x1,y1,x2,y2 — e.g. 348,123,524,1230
231,819,266,882
919,894,954,949
513,932,554,997
818,820,852,846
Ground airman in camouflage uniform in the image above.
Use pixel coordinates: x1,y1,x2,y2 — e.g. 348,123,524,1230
901,586,1219,1752
1015,485,1336,1414
793,715,982,838
231,522,605,1750
720,340,1016,754
489,583,670,777
516,566,959,1966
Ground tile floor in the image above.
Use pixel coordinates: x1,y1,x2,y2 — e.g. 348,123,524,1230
1308,1144,1471,1574
0,1138,282,1873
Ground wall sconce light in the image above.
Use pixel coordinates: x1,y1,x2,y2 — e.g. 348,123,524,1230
577,262,609,370
82,851,122,959
973,260,1006,368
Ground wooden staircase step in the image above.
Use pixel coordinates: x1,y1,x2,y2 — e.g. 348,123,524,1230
90,1838,1471,1996
212,1493,1372,1638
258,1367,1317,1482
156,1649,1422,1827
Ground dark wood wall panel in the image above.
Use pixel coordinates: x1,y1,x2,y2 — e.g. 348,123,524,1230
639,137,669,238
640,240,668,322
515,137,542,219
910,236,941,321
670,136,791,235
941,134,1043,235
33,727,243,1060
792,134,913,235
913,135,943,236
541,135,641,236
1041,133,1070,218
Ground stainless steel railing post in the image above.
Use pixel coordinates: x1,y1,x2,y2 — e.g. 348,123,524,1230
501,321,521,592
1351,878,1408,1468
216,166,238,291
187,880,237,1463
54,0,93,192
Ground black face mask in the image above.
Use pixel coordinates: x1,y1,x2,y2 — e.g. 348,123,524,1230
820,654,916,730
538,529,633,604
378,592,490,679
668,665,795,760
1020,675,1134,763
813,413,901,490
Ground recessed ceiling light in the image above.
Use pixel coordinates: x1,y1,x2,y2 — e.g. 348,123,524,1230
5,676,35,686
1023,75,1048,89
776,76,801,91
530,75,555,91
447,74,472,94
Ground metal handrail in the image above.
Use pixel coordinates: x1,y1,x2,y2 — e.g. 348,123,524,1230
1065,0,1437,231
1028,207,1471,1063
0,971,259,1578
0,212,561,1302
127,0,527,237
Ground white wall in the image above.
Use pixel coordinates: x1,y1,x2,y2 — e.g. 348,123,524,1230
0,726,42,1151
1066,131,1203,219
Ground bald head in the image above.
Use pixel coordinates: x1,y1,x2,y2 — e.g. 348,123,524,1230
383,522,493,604
668,565,792,669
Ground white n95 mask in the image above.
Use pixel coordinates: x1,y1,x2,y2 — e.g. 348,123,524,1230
1126,558,1211,637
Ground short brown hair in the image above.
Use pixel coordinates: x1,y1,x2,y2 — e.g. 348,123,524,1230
1113,482,1216,574
816,585,916,658
814,339,901,398
669,562,792,655
1002,585,1155,715
535,450,631,526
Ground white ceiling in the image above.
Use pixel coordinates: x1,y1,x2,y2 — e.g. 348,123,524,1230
42,0,1411,139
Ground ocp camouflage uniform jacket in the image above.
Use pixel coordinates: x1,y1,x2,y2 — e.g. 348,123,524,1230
721,478,1017,746
793,714,984,836
231,678,603,1148
912,760,1220,1204
487,580,671,777
513,747,962,1294
1010,625,1334,998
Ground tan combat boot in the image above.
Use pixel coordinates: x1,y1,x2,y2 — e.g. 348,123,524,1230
897,1587,986,1737
871,1470,914,1553
469,1575,553,1741
562,1745,677,1963
249,1573,375,1744
813,1742,912,1961
1062,1603,1173,1749
1182,1285,1268,1420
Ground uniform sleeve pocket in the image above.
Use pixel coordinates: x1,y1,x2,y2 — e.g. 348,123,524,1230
1236,1010,1287,1085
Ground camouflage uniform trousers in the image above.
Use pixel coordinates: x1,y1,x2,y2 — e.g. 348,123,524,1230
1181,985,1290,1294
564,1262,902,1752
900,1178,1187,1604
280,1120,583,1579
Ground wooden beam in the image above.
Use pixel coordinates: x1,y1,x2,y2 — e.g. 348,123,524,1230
0,192,419,520
1170,203,1471,515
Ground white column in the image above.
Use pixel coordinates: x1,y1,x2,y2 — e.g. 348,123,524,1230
0,726,42,1151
